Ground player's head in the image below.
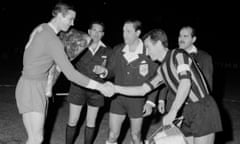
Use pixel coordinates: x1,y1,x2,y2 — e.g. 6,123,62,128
123,19,142,45
51,2,76,32
88,21,105,43
143,29,168,61
178,26,196,50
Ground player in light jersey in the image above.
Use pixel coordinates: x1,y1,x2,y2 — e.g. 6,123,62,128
15,3,113,144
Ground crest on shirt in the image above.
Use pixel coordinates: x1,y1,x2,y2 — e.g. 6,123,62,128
139,60,148,76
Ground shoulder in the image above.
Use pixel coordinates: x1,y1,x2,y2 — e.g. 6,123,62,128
172,49,192,65
198,49,212,58
112,43,125,53
173,48,189,58
102,44,112,51
100,45,113,56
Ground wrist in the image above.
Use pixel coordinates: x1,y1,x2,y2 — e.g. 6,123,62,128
87,80,101,90
146,100,156,107
114,85,120,93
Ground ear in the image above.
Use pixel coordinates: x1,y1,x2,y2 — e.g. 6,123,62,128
136,30,141,37
193,36,197,43
88,29,91,35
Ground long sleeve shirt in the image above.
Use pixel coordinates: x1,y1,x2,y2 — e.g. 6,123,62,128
22,23,91,87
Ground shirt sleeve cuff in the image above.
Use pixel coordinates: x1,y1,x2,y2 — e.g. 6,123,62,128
143,83,151,94
158,100,165,103
146,100,156,107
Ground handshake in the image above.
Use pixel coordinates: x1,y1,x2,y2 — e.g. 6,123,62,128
97,82,116,97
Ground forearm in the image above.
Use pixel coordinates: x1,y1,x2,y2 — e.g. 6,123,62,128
169,79,191,113
114,83,151,96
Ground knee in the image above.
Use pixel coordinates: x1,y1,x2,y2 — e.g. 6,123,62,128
32,134,43,144
108,130,119,143
131,131,141,143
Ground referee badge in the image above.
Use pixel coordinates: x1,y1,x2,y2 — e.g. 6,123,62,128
139,60,148,76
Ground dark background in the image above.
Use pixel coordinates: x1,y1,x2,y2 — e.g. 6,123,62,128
0,1,239,143
0,0,239,67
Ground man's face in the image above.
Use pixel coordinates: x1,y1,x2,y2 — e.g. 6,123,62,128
144,37,166,62
60,10,76,32
178,28,195,49
123,23,139,45
144,37,158,61
88,23,104,43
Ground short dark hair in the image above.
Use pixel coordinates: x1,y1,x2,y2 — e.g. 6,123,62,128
143,29,168,48
89,20,105,32
52,2,75,17
124,19,142,31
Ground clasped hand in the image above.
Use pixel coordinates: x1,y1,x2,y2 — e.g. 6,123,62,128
98,82,115,97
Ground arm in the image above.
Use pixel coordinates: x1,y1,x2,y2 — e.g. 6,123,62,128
163,78,191,125
146,88,159,107
163,51,192,125
170,51,192,112
114,67,164,96
157,86,168,114
47,38,110,94
168,78,191,113
114,83,151,96
93,47,113,79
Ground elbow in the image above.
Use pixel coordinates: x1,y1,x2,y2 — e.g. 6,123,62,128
64,70,78,84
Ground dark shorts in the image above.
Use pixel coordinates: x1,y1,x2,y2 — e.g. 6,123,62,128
180,95,222,137
110,95,145,118
67,83,104,107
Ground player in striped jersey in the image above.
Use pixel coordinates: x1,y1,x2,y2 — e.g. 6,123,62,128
111,29,222,144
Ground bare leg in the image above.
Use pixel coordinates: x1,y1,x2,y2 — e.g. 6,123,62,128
84,105,100,144
185,136,194,144
86,105,99,127
23,112,45,144
67,103,83,126
107,113,126,143
194,133,215,144
66,103,83,144
130,118,143,144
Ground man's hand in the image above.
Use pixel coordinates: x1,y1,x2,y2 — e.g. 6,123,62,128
98,82,115,97
93,65,107,75
162,110,177,126
158,100,165,114
142,103,153,117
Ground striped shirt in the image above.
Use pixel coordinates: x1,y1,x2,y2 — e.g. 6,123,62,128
147,49,209,103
